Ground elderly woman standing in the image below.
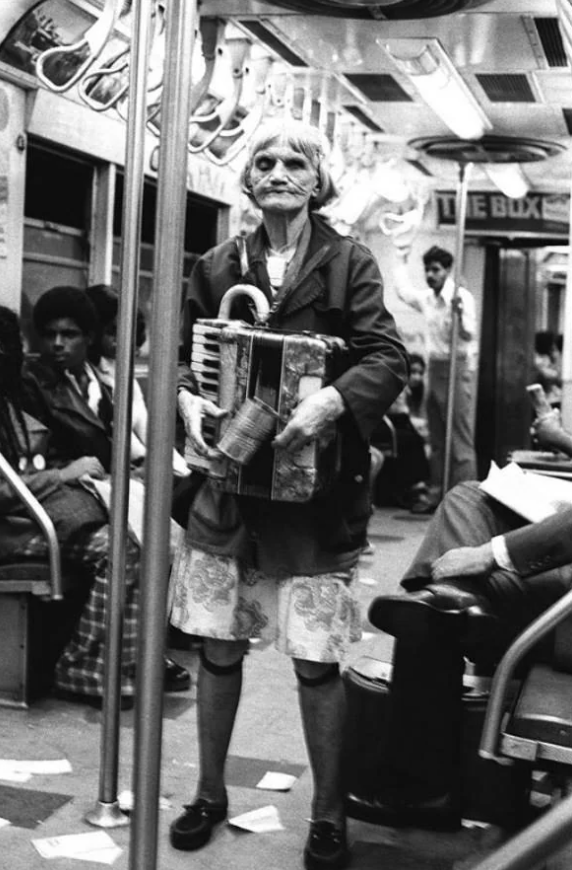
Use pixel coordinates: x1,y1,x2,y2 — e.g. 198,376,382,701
170,120,408,869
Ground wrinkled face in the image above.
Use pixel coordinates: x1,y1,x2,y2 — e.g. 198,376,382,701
39,317,90,373
424,261,449,294
248,143,319,216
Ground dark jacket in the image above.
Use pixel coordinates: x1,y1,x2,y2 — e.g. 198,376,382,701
0,411,107,563
22,358,114,473
505,506,572,577
179,214,409,575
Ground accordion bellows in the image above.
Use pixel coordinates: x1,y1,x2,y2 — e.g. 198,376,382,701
185,289,347,502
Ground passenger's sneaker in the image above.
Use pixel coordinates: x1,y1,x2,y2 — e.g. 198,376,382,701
169,796,228,851
304,820,349,869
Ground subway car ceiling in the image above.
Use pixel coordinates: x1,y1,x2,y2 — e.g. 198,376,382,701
0,0,572,205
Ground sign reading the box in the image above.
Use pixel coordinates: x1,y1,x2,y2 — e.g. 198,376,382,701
436,191,569,236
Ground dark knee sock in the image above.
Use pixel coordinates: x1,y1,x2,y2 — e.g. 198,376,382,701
196,650,243,803
296,665,346,824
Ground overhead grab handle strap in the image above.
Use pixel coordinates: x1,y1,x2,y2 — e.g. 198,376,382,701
35,0,126,93
188,25,251,155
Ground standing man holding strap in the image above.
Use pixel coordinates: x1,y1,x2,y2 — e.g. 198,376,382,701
394,245,478,513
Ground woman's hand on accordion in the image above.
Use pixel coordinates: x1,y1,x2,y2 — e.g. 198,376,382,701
272,386,345,453
178,390,227,459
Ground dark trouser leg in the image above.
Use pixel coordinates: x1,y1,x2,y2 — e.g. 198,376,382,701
195,638,248,803
382,629,465,803
402,481,527,590
295,660,346,826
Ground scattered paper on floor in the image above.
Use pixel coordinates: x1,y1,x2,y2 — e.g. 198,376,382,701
32,831,122,864
0,769,31,783
228,805,284,833
359,576,376,586
256,772,297,791
0,759,72,776
0,819,10,828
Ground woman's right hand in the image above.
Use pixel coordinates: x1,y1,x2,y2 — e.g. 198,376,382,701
60,456,106,482
177,390,227,459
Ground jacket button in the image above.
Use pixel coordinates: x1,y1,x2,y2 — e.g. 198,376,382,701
354,474,364,483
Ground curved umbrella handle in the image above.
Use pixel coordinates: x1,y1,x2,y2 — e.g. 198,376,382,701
35,0,125,93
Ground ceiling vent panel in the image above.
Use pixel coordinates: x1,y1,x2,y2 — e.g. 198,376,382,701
261,0,493,20
238,20,308,67
534,18,567,68
344,73,412,102
476,74,536,103
342,105,384,132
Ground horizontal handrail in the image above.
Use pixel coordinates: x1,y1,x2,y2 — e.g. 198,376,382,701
0,451,63,600
470,788,572,870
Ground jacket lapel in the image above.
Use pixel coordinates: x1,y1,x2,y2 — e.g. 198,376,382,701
244,216,342,324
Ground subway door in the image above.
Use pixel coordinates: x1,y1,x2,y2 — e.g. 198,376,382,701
475,243,536,476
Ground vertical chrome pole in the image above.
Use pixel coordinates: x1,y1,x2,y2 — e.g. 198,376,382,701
442,161,471,494
85,0,154,829
129,1,198,868
560,167,572,432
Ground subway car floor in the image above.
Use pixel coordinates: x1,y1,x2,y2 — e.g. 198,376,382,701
0,507,522,870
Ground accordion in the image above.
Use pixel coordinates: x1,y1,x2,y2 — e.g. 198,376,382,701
185,285,348,502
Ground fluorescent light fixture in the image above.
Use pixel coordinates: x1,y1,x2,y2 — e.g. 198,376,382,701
484,163,529,199
381,39,492,141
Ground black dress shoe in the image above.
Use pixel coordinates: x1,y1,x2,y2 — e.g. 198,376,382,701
304,820,349,870
54,688,134,711
164,656,191,692
368,584,497,644
169,797,228,851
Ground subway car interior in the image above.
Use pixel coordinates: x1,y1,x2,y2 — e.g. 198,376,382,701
1,2,572,869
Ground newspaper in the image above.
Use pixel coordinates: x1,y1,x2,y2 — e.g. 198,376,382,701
480,461,572,523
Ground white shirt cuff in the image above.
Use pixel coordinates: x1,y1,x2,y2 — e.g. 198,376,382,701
491,535,517,573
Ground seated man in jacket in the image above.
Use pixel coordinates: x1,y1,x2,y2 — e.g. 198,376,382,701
22,285,190,700
366,409,572,821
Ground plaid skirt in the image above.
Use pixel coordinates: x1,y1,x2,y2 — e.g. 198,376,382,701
168,540,362,663
21,526,140,698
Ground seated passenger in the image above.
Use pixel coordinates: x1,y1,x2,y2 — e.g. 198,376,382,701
21,286,190,702
371,382,430,510
85,283,189,477
367,411,572,817
0,304,128,706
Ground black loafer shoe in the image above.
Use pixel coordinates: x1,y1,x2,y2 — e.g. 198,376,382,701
368,591,465,640
169,797,228,851
164,656,191,692
304,821,349,870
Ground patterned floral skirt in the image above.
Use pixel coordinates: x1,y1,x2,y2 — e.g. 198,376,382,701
168,539,362,663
